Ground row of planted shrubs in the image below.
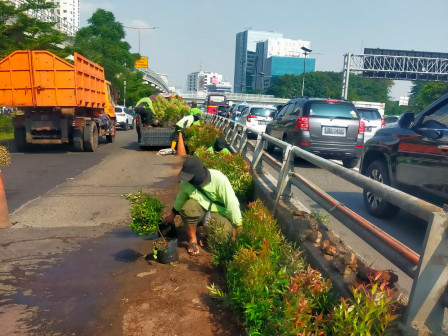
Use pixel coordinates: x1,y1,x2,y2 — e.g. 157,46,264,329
183,123,399,335
207,200,399,335
125,122,399,335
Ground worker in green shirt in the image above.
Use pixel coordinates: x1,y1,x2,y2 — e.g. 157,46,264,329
189,101,202,116
170,114,201,150
163,156,242,256
135,96,156,142
206,137,231,154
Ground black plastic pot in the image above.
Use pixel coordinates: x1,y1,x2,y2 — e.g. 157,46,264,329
155,238,178,264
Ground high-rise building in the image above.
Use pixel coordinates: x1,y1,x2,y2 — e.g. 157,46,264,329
186,70,224,92
252,38,315,92
9,0,79,36
234,30,283,93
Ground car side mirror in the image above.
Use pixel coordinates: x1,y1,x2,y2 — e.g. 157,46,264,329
418,128,443,140
270,112,276,118
398,112,415,128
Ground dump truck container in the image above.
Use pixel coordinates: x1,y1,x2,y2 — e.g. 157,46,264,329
0,50,116,152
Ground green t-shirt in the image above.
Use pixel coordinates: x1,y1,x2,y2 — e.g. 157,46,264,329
135,97,155,113
176,115,195,129
173,169,242,226
189,107,202,116
206,146,231,155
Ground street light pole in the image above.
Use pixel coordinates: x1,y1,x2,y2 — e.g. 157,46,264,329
123,26,159,54
301,47,312,96
124,80,126,107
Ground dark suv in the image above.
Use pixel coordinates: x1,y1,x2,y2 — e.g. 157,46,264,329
265,98,365,168
361,93,448,218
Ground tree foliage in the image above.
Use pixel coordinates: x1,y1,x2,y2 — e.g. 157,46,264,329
73,9,154,106
266,72,393,104
0,0,69,58
409,81,448,112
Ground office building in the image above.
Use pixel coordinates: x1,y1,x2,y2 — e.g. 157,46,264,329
252,38,315,92
186,70,224,92
234,30,283,93
9,0,79,36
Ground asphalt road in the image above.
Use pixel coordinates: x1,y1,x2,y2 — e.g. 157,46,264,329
0,127,185,335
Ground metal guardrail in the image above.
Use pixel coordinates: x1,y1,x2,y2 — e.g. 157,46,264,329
205,113,448,335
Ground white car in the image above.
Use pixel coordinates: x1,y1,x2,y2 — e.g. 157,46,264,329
237,105,277,133
356,108,384,142
115,106,134,131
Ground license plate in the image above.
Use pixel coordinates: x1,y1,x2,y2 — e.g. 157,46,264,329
258,120,268,125
322,127,346,136
366,126,373,132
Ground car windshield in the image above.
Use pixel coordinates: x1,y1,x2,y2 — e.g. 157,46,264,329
357,109,381,120
237,105,247,111
308,102,358,119
251,108,276,117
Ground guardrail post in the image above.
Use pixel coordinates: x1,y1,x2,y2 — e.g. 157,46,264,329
274,145,294,211
224,122,233,141
251,133,264,173
402,209,448,335
230,124,240,150
238,127,248,153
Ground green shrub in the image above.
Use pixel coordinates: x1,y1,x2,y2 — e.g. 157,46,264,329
152,95,190,122
194,147,253,203
209,200,399,336
184,123,223,154
0,116,13,134
122,190,165,236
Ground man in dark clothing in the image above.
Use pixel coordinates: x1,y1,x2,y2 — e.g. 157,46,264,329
135,96,156,142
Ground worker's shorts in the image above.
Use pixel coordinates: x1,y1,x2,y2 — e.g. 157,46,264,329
179,199,232,234
135,108,153,125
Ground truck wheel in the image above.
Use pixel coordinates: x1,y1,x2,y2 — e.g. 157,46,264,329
363,160,399,218
14,128,29,152
72,128,84,152
84,123,99,152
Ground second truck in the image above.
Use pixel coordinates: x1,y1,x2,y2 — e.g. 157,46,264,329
0,50,116,152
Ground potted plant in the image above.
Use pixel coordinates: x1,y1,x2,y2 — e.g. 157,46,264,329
122,190,178,264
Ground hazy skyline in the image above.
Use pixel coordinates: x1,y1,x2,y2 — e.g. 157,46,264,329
80,0,448,99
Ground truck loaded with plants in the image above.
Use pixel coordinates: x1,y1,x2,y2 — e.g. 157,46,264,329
138,95,190,148
0,50,116,152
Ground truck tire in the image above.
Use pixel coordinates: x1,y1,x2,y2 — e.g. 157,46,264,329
84,123,99,152
72,128,84,152
363,160,399,218
14,128,29,152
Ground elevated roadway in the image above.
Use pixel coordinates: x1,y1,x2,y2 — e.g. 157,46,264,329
138,68,170,93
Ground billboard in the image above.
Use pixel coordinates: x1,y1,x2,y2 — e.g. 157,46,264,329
134,56,148,69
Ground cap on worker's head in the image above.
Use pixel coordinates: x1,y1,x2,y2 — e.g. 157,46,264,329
191,101,197,108
193,114,200,121
214,137,226,151
178,156,204,182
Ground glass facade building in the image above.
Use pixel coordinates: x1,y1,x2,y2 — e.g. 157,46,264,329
234,30,283,93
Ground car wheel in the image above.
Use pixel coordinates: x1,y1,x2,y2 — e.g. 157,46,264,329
263,131,275,153
342,157,359,169
363,160,399,218
124,121,129,131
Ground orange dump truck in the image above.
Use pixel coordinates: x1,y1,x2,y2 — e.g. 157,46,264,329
0,50,116,151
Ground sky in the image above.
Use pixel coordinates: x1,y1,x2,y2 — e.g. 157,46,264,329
80,0,448,99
